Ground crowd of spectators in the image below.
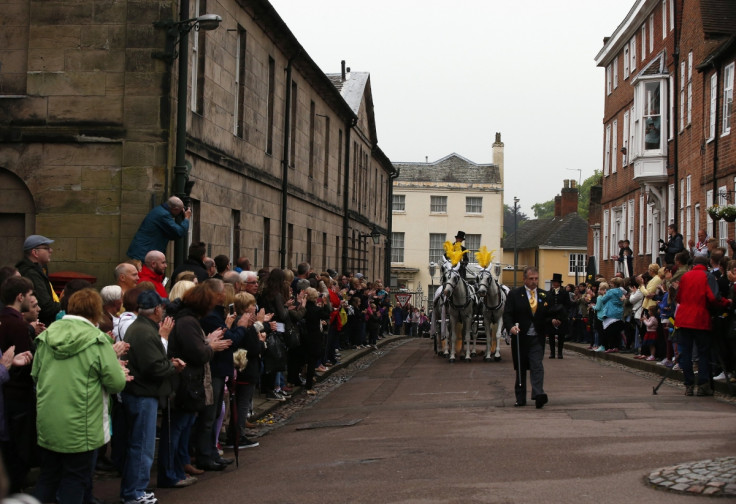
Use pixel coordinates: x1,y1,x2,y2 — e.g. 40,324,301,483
567,224,736,398
0,228,410,504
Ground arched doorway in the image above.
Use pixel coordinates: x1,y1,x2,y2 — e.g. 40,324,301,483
0,168,35,268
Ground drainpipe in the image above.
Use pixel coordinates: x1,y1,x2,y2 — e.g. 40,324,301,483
341,118,355,273
173,0,191,269
385,166,400,286
280,59,293,269
711,64,721,239
671,0,679,235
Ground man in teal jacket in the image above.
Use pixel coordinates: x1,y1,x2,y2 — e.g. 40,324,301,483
126,196,190,261
31,288,127,504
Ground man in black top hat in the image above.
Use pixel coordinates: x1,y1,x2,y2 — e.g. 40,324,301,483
545,272,571,359
445,231,469,279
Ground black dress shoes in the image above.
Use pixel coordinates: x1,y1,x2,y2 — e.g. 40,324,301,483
535,394,548,409
514,401,526,407
197,461,225,471
215,456,234,466
549,354,555,359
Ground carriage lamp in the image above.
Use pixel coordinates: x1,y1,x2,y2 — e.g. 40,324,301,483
493,262,501,278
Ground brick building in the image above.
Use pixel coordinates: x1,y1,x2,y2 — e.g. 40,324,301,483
0,0,393,284
591,0,736,278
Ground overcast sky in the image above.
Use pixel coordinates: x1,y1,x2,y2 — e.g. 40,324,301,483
269,0,634,215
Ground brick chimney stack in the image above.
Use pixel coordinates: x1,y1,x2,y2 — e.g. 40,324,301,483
560,179,579,217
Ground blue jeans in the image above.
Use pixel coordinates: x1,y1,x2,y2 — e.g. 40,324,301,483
120,393,159,501
678,328,711,386
157,408,196,487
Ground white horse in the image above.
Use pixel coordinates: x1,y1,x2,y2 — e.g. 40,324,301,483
440,259,475,363
429,284,446,356
474,267,507,362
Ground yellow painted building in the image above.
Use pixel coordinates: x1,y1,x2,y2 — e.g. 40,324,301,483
502,181,588,289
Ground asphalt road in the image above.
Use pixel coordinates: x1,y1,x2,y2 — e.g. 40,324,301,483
97,338,736,504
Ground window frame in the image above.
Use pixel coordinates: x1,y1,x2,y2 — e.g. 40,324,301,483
630,35,637,71
723,62,734,136
430,195,448,214
611,119,618,173
465,234,481,261
391,232,405,263
710,72,718,140
604,123,611,176
568,253,586,276
687,52,693,126
622,110,629,165
465,196,483,214
635,77,666,155
429,233,447,264
613,56,619,89
392,194,406,212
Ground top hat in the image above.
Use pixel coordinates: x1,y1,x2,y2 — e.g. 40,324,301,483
455,231,466,241
550,273,563,284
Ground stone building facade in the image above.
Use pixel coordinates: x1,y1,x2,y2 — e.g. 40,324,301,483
391,134,504,299
0,0,393,284
591,0,736,278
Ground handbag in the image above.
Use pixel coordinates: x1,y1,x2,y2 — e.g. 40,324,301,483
265,333,287,372
284,323,301,349
174,366,205,412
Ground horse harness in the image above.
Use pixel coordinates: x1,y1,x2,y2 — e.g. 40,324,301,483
442,271,474,311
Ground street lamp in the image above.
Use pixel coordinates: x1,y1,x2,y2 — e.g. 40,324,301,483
513,196,519,288
358,226,382,274
428,261,437,293
359,226,382,245
153,7,222,267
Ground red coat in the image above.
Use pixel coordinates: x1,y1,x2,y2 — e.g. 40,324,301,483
138,265,168,299
674,264,727,330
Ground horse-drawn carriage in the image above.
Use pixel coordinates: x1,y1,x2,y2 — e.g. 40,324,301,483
430,243,508,363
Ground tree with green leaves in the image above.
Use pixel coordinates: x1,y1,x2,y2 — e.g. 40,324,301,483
502,204,529,238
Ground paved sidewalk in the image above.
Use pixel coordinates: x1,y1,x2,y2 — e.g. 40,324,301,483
248,333,407,422
563,341,735,396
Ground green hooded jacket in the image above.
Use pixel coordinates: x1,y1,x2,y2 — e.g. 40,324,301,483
31,315,126,453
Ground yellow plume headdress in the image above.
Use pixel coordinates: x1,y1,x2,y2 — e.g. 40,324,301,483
443,241,469,267
474,246,496,269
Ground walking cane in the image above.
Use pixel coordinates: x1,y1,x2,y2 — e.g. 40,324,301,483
515,323,522,388
652,364,673,395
